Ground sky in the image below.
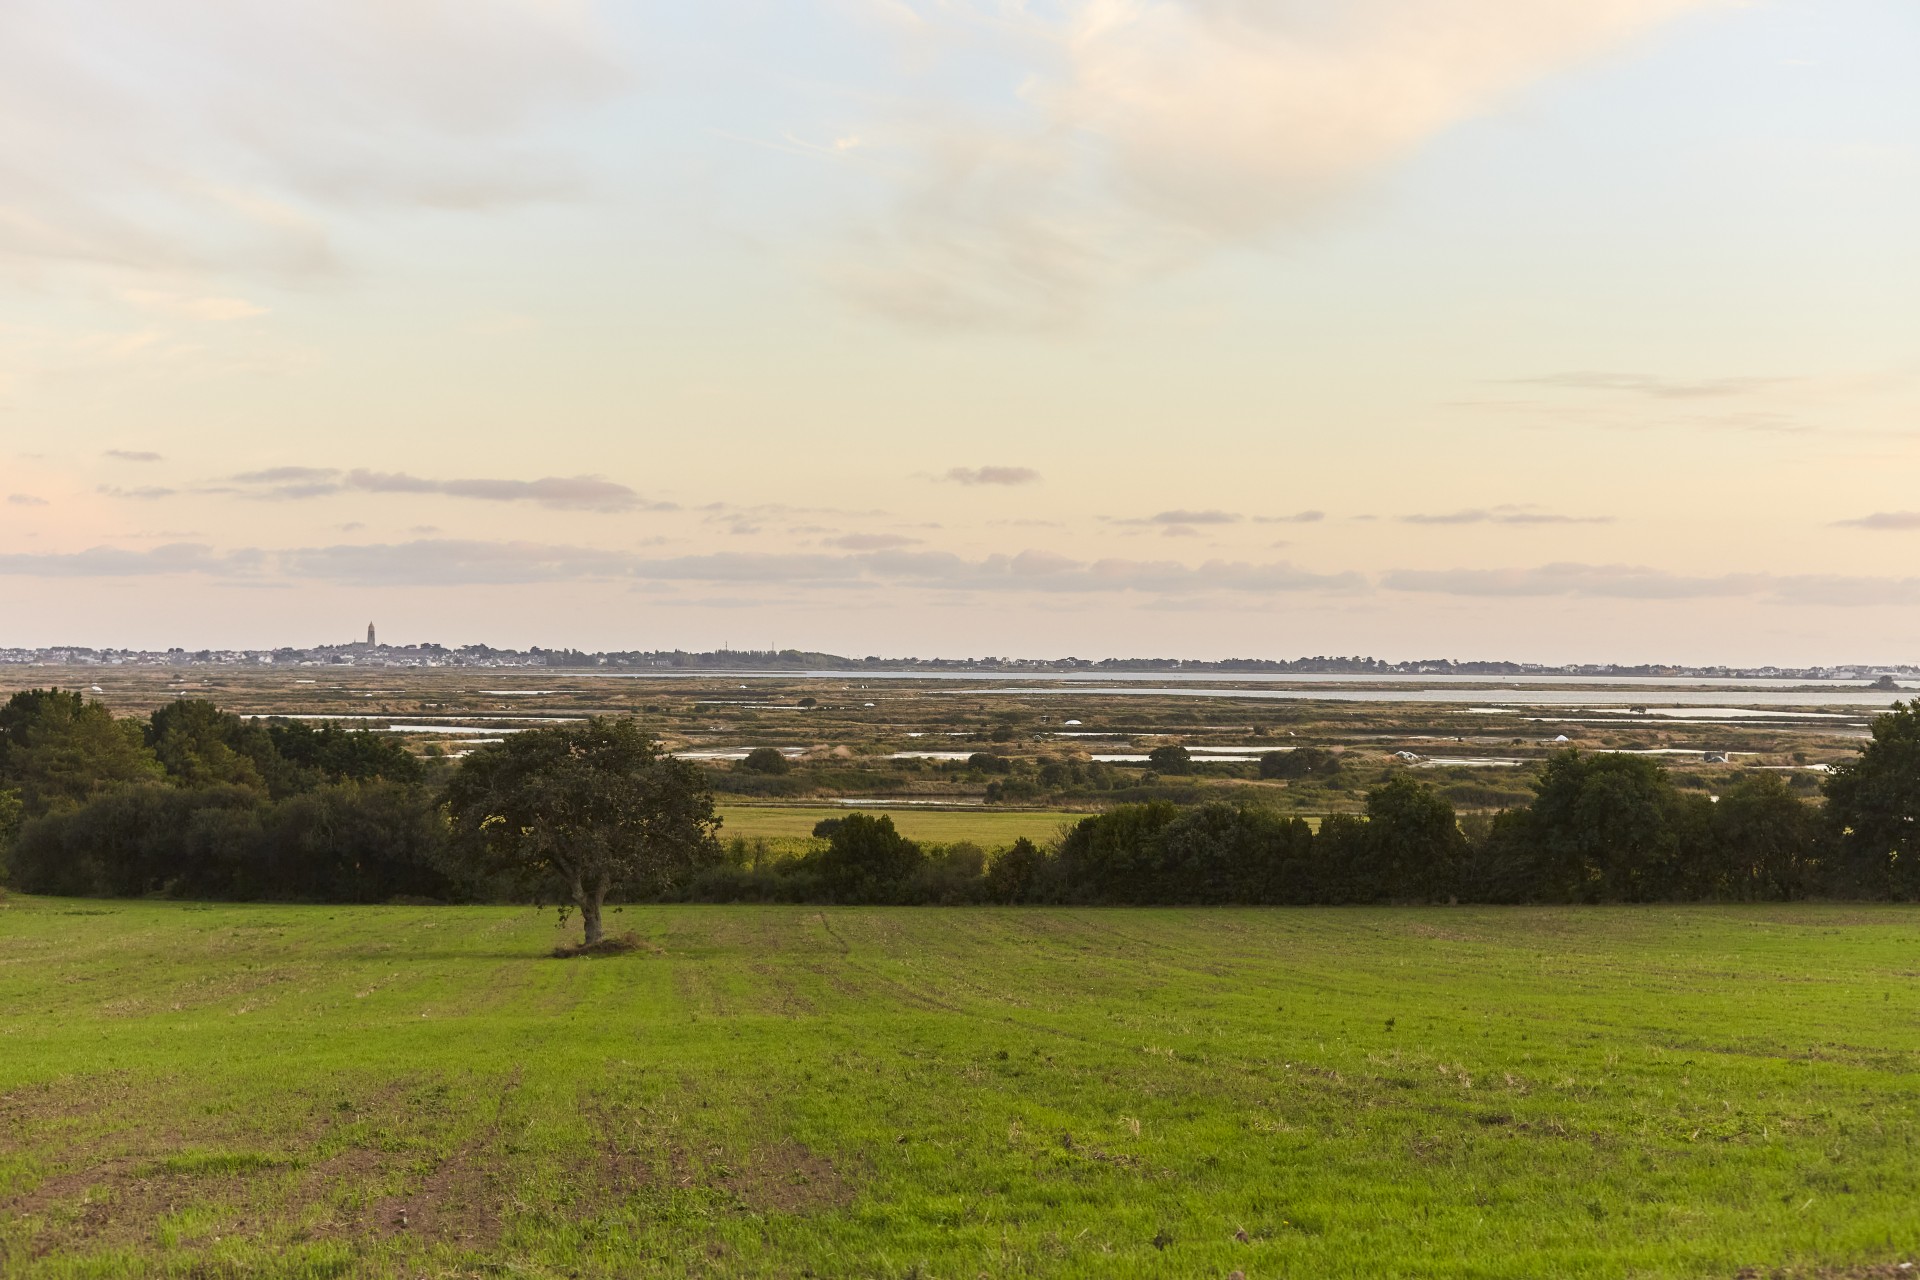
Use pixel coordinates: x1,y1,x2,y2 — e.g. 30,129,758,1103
2,0,1917,664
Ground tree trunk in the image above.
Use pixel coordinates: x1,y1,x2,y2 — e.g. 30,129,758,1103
578,889,604,945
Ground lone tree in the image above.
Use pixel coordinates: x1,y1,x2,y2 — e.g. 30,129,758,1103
443,718,721,945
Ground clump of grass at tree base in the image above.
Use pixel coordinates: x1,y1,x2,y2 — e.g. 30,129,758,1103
550,928,646,958
4,897,1919,1278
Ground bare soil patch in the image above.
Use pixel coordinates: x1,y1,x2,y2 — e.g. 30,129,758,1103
552,931,649,959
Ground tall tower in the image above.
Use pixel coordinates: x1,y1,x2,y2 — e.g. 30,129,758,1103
367,622,376,648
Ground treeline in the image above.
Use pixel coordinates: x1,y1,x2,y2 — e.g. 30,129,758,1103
6,688,1920,906
687,722,1919,904
1,690,457,901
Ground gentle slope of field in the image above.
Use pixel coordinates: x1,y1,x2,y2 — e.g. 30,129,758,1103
3,898,1917,1277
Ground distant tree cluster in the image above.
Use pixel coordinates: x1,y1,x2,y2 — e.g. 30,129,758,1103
0,691,722,941
683,813,994,906
10,689,1920,920
684,705,1920,905
1,691,446,901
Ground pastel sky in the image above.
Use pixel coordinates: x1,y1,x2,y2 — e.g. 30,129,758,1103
3,0,1917,663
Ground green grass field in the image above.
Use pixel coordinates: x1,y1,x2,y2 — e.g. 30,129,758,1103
3,897,1917,1278
715,804,1091,847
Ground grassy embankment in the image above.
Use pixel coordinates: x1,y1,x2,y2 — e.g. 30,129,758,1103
3,897,1917,1278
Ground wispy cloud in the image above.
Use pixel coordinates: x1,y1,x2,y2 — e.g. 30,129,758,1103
121,290,267,321
1383,563,1758,599
5,493,48,507
14,538,1920,611
1834,512,1920,531
0,543,261,577
824,532,922,550
1115,509,1242,527
1399,507,1613,525
104,450,164,463
98,485,177,500
1254,511,1326,524
943,465,1041,486
0,536,1364,596
836,0,1712,327
1379,563,1920,606
0,1,622,287
221,467,671,513
1512,371,1791,399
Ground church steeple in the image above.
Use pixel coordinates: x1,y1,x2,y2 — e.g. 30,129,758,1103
366,621,376,647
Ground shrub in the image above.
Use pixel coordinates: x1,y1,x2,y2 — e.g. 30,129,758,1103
1259,747,1341,780
1146,745,1193,775
984,837,1054,903
738,747,791,775
811,813,924,901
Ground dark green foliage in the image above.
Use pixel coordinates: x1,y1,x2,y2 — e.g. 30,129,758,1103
257,782,457,903
1363,775,1469,901
1,689,1898,909
442,717,721,942
6,781,455,902
1308,812,1376,904
1056,801,1182,902
0,787,20,849
0,688,161,817
1034,756,1125,792
1146,744,1193,775
9,784,255,897
264,720,423,788
1503,751,1696,902
908,842,987,905
810,813,924,900
983,837,1052,903
146,700,276,792
738,747,791,775
1823,699,1920,899
1159,802,1316,903
1710,773,1820,900
1259,746,1341,779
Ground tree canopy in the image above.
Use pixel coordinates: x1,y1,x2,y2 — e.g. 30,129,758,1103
442,717,720,943
0,688,161,817
1822,698,1920,898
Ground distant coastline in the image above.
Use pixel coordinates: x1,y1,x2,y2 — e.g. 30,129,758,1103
2,643,1912,683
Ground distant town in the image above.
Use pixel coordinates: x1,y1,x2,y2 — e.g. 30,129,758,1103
0,627,1912,681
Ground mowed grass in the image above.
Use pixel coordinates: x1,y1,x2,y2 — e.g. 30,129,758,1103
2,900,1918,1278
715,804,1090,847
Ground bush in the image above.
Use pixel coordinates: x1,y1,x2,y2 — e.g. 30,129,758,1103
5,780,456,902
984,838,1054,903
1158,802,1315,903
906,843,989,905
1146,745,1193,775
1259,747,1341,780
738,747,791,775
811,813,924,901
